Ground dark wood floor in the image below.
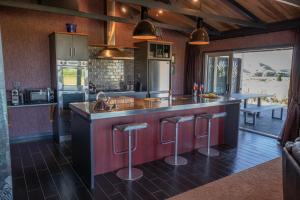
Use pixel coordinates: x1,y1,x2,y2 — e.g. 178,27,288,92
10,131,282,200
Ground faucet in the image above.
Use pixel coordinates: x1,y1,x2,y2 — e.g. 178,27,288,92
96,91,108,102
94,91,113,111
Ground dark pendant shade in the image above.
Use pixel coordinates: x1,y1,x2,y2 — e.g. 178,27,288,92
189,27,209,45
132,19,157,40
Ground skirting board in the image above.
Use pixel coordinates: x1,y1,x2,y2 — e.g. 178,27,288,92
10,132,53,144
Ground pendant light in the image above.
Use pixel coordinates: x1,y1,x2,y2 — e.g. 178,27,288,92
132,7,157,40
189,18,209,45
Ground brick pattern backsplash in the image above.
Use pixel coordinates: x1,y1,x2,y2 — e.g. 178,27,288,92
88,47,134,90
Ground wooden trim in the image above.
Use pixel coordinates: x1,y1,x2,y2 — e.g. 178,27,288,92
223,0,263,23
116,0,266,28
0,0,191,33
202,44,294,55
211,18,300,40
275,0,300,8
53,32,89,36
10,132,53,144
88,44,138,49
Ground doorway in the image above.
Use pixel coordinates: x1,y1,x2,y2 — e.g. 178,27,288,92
204,47,293,138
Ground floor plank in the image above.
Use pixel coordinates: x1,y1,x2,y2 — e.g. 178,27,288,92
11,131,282,200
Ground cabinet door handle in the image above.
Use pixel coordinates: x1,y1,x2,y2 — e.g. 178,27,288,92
73,48,76,57
70,48,72,57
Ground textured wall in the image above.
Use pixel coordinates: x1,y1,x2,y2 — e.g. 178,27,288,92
0,2,104,139
88,47,134,91
0,26,12,200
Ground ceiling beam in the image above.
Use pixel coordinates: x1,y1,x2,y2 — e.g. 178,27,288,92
127,3,220,36
158,0,222,35
116,0,266,28
211,17,300,40
0,0,192,33
223,0,263,23
275,0,300,8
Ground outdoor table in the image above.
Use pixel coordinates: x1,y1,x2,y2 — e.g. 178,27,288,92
231,93,273,108
231,93,273,117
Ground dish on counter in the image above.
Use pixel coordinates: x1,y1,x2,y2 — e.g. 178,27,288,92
144,98,161,102
199,93,220,99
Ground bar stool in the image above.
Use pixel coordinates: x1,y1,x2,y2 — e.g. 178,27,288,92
160,116,194,166
194,112,226,157
112,122,148,181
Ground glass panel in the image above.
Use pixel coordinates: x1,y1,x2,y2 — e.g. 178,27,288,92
62,68,86,86
231,58,242,93
156,44,164,58
206,55,229,95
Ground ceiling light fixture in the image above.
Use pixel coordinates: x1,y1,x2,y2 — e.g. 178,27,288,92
189,18,209,45
132,7,157,40
121,6,127,14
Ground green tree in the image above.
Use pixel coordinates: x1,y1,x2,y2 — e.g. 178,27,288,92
277,74,282,82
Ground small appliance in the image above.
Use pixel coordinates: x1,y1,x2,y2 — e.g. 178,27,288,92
26,88,55,104
11,89,19,105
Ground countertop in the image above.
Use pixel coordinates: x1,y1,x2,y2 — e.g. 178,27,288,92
70,95,241,120
7,102,57,108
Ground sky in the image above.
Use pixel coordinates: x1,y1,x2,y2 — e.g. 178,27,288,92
234,48,293,73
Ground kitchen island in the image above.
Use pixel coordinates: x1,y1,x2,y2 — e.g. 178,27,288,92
70,96,241,189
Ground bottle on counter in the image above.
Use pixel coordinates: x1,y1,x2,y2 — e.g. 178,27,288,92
19,90,24,105
193,82,198,97
199,83,204,95
11,89,19,106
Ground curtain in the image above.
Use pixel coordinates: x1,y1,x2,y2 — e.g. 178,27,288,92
184,44,204,95
280,28,300,144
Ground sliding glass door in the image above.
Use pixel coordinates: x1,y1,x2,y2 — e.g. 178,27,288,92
204,52,232,95
204,52,242,95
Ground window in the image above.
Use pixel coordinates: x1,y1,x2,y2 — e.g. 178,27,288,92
204,52,234,95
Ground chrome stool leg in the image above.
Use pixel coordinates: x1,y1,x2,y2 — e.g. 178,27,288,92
164,122,188,166
116,130,143,181
198,118,220,157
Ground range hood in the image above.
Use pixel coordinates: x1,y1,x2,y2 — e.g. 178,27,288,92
98,0,134,60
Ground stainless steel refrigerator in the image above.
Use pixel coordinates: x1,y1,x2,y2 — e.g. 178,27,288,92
148,60,171,97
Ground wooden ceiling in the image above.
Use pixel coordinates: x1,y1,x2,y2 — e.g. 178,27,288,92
117,0,300,34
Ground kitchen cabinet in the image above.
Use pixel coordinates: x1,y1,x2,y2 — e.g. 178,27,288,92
50,33,88,60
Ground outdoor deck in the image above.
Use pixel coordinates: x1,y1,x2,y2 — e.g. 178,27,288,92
239,104,287,138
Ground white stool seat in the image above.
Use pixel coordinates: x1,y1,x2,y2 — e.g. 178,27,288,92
113,123,148,132
163,116,195,124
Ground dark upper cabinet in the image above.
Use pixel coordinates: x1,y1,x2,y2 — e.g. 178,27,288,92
55,34,73,60
50,33,88,60
72,35,88,60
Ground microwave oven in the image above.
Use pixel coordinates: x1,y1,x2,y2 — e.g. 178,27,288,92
26,89,55,104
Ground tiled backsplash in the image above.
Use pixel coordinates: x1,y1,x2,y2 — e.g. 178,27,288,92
88,47,134,91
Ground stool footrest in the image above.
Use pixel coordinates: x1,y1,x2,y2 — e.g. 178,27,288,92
195,134,208,139
161,139,175,145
